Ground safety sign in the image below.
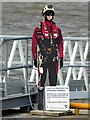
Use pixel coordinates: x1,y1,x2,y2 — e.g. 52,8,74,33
45,86,69,111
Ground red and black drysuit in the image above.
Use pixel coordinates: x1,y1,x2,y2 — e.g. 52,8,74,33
32,20,63,87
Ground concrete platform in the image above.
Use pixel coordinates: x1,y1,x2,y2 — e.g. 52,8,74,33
2,114,89,120
1,109,89,120
30,110,73,117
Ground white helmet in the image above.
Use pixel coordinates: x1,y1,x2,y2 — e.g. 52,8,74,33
42,5,55,16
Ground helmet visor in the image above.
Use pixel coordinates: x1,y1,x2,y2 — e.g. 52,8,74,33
45,10,54,16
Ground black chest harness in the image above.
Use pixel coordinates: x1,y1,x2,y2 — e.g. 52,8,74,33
36,21,60,62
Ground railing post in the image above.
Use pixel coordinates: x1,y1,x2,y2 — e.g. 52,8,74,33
4,40,8,96
78,41,89,79
18,40,26,79
58,69,64,85
65,41,78,86
79,41,88,91
25,39,28,93
3,40,18,82
68,40,77,80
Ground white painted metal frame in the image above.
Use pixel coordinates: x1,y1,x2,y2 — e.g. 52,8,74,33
64,39,89,91
2,40,26,82
0,36,89,92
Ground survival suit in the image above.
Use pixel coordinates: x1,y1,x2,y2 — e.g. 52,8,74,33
32,20,63,73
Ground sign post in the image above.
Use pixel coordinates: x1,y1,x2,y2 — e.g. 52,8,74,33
45,86,69,111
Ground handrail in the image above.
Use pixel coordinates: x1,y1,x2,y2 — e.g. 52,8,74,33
70,102,90,115
64,37,88,41
2,64,32,71
4,36,32,41
0,35,88,41
0,35,31,39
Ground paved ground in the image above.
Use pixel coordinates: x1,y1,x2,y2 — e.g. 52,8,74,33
1,114,89,120
1,109,90,120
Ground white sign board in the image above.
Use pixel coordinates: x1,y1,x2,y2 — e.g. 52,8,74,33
45,86,69,111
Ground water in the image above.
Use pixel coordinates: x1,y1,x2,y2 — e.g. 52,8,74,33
2,2,88,37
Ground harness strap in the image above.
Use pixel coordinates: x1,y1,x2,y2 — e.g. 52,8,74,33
36,21,59,62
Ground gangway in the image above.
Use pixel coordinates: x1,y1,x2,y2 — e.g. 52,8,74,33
0,35,89,112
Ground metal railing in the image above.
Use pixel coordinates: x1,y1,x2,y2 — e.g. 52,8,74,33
0,35,32,97
0,35,89,99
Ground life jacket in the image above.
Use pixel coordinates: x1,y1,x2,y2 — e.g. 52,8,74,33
41,21,59,40
36,21,60,61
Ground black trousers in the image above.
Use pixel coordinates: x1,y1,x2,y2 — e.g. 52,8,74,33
38,60,57,110
40,60,57,87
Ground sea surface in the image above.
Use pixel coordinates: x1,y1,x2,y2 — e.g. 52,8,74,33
2,2,88,37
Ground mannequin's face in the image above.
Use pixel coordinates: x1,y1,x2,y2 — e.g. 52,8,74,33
44,10,54,21
46,15,53,20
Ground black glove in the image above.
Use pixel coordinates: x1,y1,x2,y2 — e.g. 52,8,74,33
60,58,63,69
34,59,37,68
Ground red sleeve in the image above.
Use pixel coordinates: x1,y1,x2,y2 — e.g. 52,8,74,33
58,28,64,58
32,27,38,60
